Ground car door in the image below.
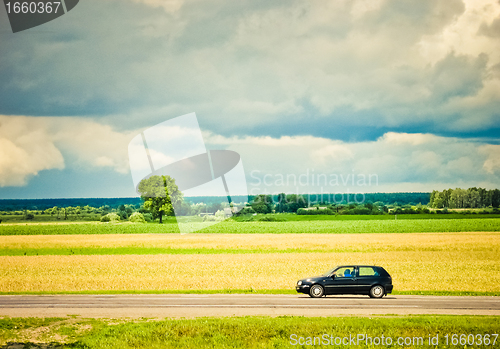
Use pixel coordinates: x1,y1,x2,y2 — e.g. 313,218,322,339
323,266,357,295
356,266,379,293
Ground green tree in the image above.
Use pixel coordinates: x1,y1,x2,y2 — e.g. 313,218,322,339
51,206,59,218
432,192,444,208
275,193,287,213
251,194,274,214
24,210,34,220
478,187,490,207
285,194,308,213
466,188,480,208
450,188,466,208
137,175,182,223
75,207,82,219
445,188,453,208
429,190,437,207
492,189,500,208
208,202,222,214
129,212,146,223
61,208,68,220
176,201,192,216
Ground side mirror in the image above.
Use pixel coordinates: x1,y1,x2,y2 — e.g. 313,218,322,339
331,274,335,279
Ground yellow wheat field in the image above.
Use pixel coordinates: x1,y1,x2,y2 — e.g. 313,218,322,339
1,250,499,292
2,232,500,253
1,233,499,292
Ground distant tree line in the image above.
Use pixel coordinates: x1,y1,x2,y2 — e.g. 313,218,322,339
429,188,500,209
238,194,404,216
248,192,431,207
0,204,142,221
2,188,498,222
0,192,430,212
238,189,500,216
0,198,142,211
238,192,433,214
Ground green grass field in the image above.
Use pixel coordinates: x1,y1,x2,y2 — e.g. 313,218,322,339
1,217,499,235
1,316,499,348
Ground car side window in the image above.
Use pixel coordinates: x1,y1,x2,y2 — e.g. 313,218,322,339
334,267,356,278
358,267,378,277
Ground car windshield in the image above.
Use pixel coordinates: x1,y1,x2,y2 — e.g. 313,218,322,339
322,267,338,276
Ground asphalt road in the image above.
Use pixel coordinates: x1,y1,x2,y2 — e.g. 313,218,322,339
0,294,499,318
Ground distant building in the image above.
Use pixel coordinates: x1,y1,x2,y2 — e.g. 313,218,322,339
303,207,328,211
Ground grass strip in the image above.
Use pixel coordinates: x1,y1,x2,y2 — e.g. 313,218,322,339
1,316,499,348
0,290,498,296
0,247,294,256
2,245,486,256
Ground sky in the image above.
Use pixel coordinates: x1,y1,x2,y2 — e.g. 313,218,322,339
0,0,499,198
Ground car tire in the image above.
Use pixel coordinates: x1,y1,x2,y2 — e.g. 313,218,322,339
369,285,385,298
309,284,324,298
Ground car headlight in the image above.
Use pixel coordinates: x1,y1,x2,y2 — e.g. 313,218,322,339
297,281,302,286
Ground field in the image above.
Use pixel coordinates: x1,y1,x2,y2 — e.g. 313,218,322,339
0,231,499,293
0,218,499,294
1,217,499,348
1,217,500,235
0,231,499,254
1,315,499,348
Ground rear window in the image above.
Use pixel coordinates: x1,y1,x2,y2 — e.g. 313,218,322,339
358,267,379,276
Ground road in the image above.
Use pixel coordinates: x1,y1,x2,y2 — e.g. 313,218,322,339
0,294,499,318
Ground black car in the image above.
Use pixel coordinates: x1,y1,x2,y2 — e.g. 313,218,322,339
296,265,393,298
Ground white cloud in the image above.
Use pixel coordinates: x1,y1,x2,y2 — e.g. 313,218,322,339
0,115,138,187
418,0,500,65
0,115,498,193
480,144,500,174
50,118,136,174
131,0,184,13
311,144,354,165
380,132,436,146
205,131,500,193
0,116,64,187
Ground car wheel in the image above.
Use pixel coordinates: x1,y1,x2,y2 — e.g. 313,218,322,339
309,284,324,298
369,285,385,298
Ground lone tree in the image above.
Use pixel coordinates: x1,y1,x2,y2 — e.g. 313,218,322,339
137,175,183,223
